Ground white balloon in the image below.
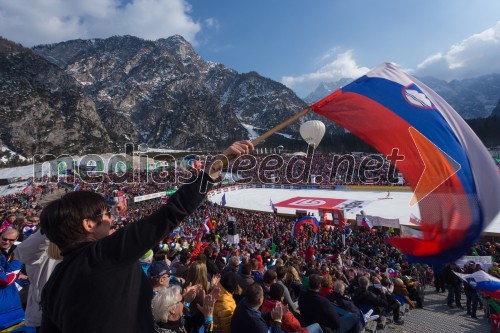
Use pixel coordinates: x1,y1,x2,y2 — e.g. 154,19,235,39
299,120,326,147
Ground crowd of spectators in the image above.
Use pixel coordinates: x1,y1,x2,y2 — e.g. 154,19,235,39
49,150,407,190
1,159,498,332
216,151,406,186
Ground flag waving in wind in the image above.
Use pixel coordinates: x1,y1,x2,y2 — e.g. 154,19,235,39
203,215,213,234
169,228,183,239
270,199,277,214
291,216,320,238
311,63,500,263
361,216,373,230
454,270,500,299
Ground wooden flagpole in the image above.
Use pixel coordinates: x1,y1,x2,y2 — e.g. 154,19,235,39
251,106,311,145
210,106,312,173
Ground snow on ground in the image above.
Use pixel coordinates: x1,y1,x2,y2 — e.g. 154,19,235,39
1,163,499,235
241,123,259,141
241,123,300,141
209,187,418,222
1,145,27,162
0,164,36,179
0,182,27,196
208,187,500,234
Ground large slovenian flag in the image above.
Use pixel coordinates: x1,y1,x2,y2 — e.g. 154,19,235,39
291,216,320,238
311,63,500,263
454,270,500,299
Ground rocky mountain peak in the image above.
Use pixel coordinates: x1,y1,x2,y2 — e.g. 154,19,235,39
304,78,354,104
155,35,204,69
0,37,113,158
0,37,30,56
1,33,497,163
156,34,190,51
11,34,307,156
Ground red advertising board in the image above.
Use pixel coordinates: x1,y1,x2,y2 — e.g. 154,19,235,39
274,197,346,209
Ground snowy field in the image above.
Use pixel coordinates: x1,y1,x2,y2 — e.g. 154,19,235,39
1,163,499,235
0,164,38,196
208,187,500,235
0,164,36,179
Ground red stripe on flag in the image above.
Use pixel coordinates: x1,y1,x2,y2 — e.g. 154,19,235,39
312,91,471,258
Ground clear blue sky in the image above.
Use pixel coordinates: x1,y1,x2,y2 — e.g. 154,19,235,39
1,0,500,97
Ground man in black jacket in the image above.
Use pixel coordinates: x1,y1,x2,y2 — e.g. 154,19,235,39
326,280,365,333
238,262,255,295
299,274,359,333
203,245,221,280
464,262,479,318
444,262,463,309
39,140,253,333
171,248,190,279
369,276,403,324
231,283,284,333
352,276,404,326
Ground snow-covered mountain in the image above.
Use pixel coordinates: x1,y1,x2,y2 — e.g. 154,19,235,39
31,35,307,153
1,33,498,162
0,35,308,158
303,78,354,104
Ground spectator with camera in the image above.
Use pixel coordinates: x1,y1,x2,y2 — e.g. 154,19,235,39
393,278,415,309
402,275,424,308
370,276,402,323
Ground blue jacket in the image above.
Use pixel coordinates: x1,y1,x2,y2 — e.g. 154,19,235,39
0,255,23,315
231,299,281,333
